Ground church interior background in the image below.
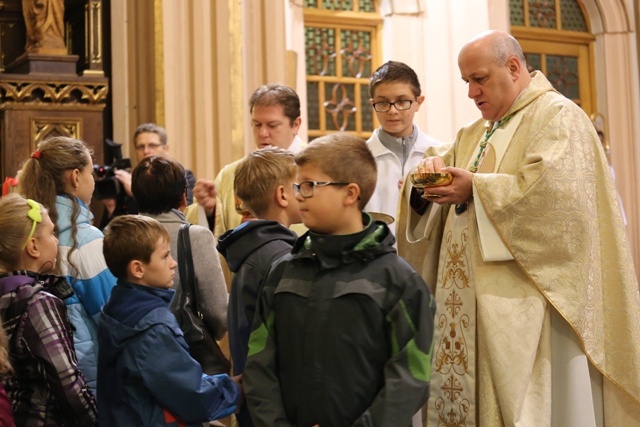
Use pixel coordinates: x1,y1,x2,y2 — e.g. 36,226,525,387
1,0,639,279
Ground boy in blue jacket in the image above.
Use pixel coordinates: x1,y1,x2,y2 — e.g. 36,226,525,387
99,215,242,426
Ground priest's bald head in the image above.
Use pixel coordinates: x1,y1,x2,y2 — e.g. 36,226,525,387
458,30,532,122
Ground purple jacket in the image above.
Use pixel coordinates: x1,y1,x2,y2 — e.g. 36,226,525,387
0,272,97,426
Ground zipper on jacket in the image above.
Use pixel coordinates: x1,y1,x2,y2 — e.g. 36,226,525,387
401,137,408,176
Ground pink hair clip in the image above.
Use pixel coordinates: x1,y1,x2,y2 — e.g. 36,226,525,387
31,150,41,159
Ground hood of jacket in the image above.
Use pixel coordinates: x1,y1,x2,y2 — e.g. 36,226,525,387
0,271,73,300
100,281,179,362
291,213,396,270
217,220,298,272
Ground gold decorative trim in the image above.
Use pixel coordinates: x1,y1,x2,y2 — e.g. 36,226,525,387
91,1,103,63
31,118,81,148
0,81,109,105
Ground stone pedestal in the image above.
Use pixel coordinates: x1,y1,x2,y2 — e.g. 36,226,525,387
5,53,80,75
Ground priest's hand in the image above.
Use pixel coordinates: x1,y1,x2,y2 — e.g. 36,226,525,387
424,166,473,205
412,157,474,205
193,179,217,217
414,156,446,173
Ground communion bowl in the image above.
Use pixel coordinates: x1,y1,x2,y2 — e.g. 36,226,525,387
409,172,453,188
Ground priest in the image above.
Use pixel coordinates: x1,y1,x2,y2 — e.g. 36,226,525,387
397,30,640,426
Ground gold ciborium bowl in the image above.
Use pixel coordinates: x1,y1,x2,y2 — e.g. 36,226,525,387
409,172,453,199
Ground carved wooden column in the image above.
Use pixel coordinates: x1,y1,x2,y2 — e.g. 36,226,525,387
81,0,104,76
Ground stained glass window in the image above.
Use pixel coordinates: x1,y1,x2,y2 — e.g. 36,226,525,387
359,0,375,13
305,0,376,13
304,3,380,139
509,0,525,26
528,0,556,29
524,53,542,73
560,0,587,31
546,55,579,100
511,0,594,113
305,27,337,76
510,0,588,32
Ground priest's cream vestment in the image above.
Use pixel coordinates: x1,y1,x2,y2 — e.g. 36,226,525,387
397,72,640,426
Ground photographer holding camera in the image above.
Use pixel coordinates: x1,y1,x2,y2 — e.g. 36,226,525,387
97,123,196,229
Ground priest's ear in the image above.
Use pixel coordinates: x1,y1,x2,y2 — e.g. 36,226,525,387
507,55,523,81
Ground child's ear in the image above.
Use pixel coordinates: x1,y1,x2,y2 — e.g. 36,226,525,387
24,238,39,258
129,260,145,280
415,95,425,108
276,185,288,208
344,183,361,207
65,168,81,190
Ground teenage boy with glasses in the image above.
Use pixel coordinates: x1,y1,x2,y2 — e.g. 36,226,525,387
366,61,441,235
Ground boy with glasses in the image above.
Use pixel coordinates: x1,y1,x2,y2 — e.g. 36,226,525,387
366,61,441,235
244,134,435,426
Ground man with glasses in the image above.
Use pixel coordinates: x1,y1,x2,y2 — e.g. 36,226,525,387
366,61,441,236
100,123,196,228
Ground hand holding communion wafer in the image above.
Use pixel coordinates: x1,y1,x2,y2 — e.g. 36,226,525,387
410,157,474,205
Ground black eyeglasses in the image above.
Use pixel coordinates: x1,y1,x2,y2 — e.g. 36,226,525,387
293,181,349,198
372,99,415,112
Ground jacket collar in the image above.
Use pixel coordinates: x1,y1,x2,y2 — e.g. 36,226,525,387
292,213,396,269
142,209,187,225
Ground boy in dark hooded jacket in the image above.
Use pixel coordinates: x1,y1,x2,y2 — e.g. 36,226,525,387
217,147,301,427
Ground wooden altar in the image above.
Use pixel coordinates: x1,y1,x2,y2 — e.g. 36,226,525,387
0,0,109,180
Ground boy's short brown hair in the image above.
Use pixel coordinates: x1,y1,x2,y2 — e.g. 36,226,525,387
295,134,376,209
369,61,422,98
234,147,297,217
103,215,169,280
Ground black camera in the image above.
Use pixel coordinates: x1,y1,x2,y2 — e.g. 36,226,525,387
93,139,132,200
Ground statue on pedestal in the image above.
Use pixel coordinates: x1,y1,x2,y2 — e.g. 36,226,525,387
22,0,67,55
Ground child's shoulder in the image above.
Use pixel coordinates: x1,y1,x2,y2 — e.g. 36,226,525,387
360,252,424,286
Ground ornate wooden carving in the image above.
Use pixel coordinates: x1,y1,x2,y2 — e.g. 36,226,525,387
0,0,108,183
0,79,108,105
0,73,108,180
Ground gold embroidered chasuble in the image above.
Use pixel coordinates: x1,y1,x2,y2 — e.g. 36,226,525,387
397,72,640,426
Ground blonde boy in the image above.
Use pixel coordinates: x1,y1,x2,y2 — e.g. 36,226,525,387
244,134,435,426
99,215,241,426
216,147,301,427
